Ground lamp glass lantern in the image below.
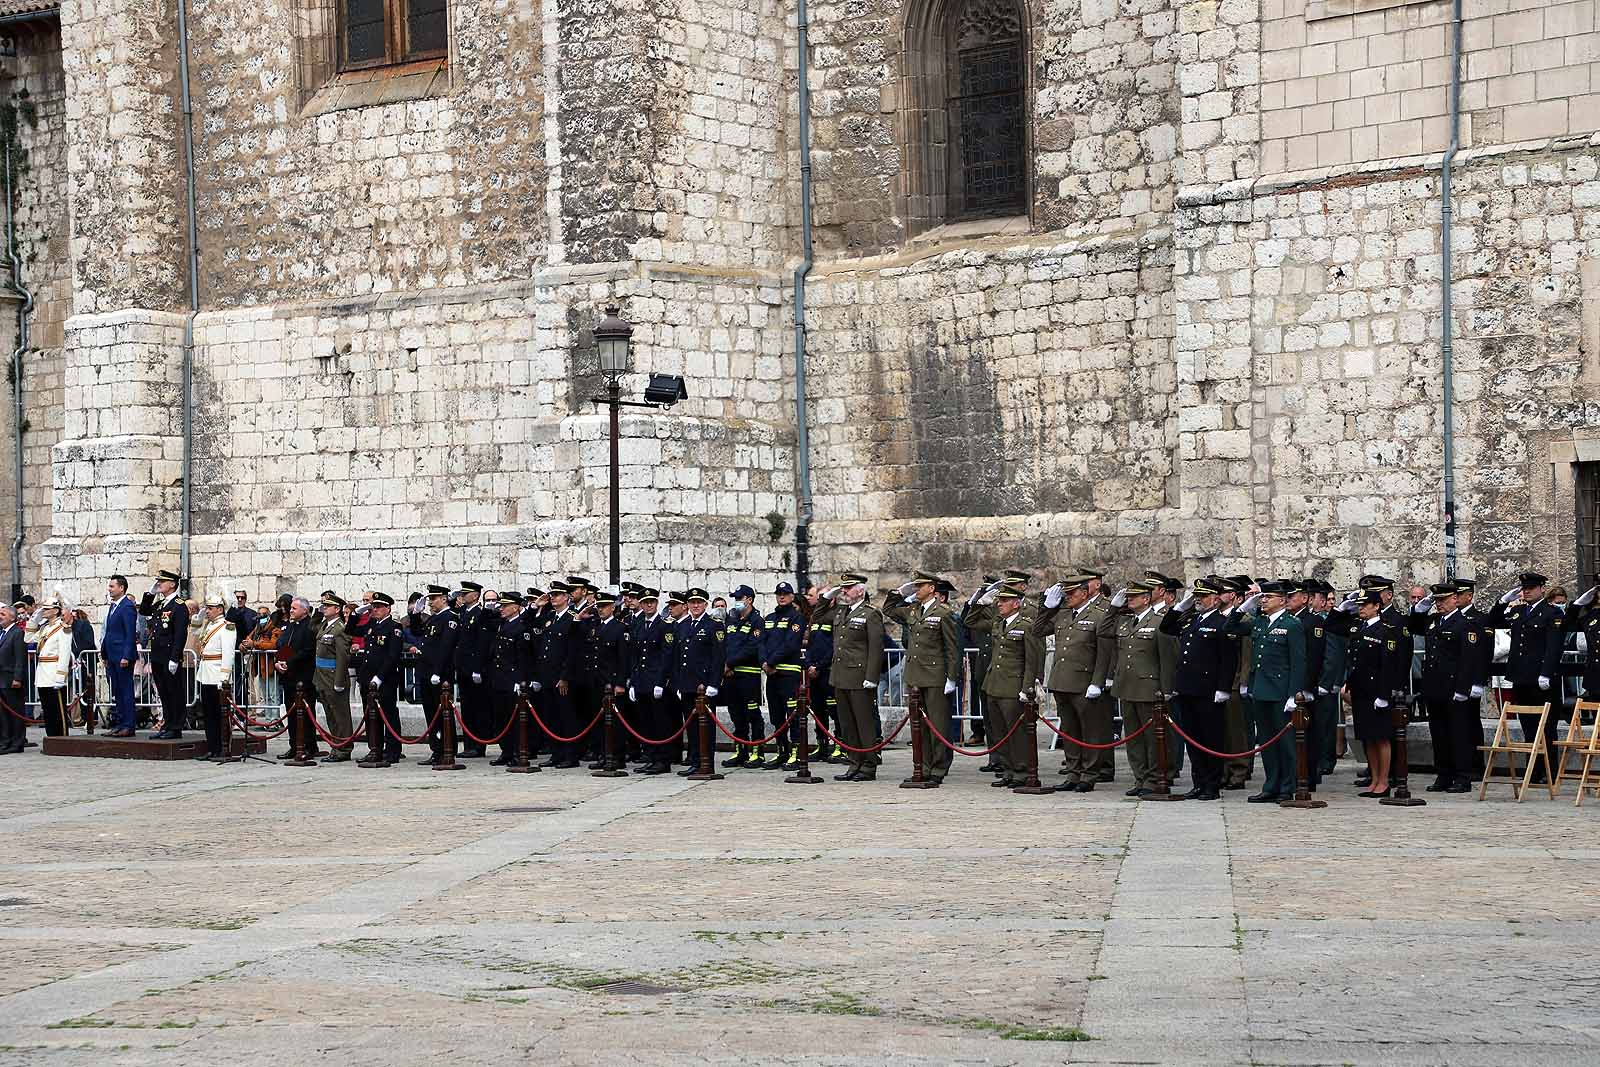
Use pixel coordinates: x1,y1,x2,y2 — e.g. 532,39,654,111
594,305,632,380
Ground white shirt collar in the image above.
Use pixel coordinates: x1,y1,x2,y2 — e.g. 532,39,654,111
1267,608,1285,623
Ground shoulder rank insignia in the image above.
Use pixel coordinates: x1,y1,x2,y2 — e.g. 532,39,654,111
225,622,235,630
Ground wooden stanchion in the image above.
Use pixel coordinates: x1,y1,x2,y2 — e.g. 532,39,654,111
357,689,387,768
1141,695,1183,801
686,691,724,781
433,688,464,771
900,686,937,789
593,692,628,777
506,694,538,774
785,628,823,785
1280,695,1327,809
1011,695,1055,795
283,684,318,767
1380,697,1426,807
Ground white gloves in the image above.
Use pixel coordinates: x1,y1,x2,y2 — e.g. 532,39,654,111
1085,684,1102,700
1470,685,1484,698
1538,676,1550,690
1499,585,1519,604
861,679,875,689
1453,692,1469,701
471,672,482,684
944,679,958,695
1239,593,1262,614
531,680,543,692
334,685,345,693
1213,690,1229,704
1338,595,1360,612
1240,686,1249,697
1375,697,1389,708
977,586,998,606
1043,585,1064,609
1174,593,1194,613
168,660,179,673
705,686,719,698
898,581,917,598
430,674,440,685
1018,691,1030,702
1110,588,1128,608
653,686,664,699
1411,596,1433,613
369,677,381,689
1283,698,1297,713
1578,585,1598,607
628,686,636,702
1317,686,1330,695
512,682,521,694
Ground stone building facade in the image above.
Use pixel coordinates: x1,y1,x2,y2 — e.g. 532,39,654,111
0,0,1597,604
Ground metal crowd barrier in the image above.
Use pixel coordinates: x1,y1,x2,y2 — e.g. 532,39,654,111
76,647,200,728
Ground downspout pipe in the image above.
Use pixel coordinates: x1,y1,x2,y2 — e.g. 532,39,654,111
177,0,201,587
5,137,33,603
792,0,815,590
1441,0,1463,578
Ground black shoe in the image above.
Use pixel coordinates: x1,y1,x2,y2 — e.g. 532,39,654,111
1354,773,1372,787
1098,772,1114,783
1183,788,1204,799
1446,779,1472,793
977,762,998,773
1246,792,1277,803
1075,782,1094,793
833,770,860,782
1358,788,1392,799
193,751,214,761
321,753,350,764
1124,786,1144,797
1223,782,1247,790
677,767,697,776
1197,790,1221,800
490,756,511,767
1318,763,1336,775
586,760,605,770
1425,777,1448,792
419,755,437,766
991,776,1016,787
855,769,877,781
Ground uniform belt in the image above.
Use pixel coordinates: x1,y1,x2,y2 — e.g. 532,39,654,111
774,662,802,672
37,655,58,662
314,657,338,669
201,654,224,661
733,665,762,674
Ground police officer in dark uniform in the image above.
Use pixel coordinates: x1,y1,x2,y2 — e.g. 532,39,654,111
532,580,581,767
356,592,405,766
589,589,629,767
629,589,672,773
1159,576,1237,800
1329,589,1410,796
1405,582,1480,793
1488,570,1565,780
452,581,491,758
417,584,459,766
141,569,190,739
720,585,765,768
674,588,726,775
488,592,532,766
761,581,806,769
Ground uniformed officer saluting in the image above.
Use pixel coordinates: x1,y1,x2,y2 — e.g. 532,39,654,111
1159,576,1238,800
418,584,459,767
1227,580,1306,802
141,569,190,740
673,588,725,776
356,592,404,767
894,569,963,786
1328,589,1409,797
1488,570,1565,780
1405,582,1481,793
971,578,1044,788
488,592,531,766
828,573,884,782
1110,579,1174,797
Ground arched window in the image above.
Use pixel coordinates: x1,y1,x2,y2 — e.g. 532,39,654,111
902,0,1029,235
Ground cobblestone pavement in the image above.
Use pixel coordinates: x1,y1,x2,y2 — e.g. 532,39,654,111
1,732,1597,1065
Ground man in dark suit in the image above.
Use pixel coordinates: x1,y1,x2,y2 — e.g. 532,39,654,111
274,596,319,759
0,604,26,753
102,574,140,737
140,569,190,740
533,580,582,767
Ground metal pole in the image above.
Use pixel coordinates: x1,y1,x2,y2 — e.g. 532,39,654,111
1440,0,1464,578
5,135,32,602
608,378,621,587
791,0,815,590
176,0,202,583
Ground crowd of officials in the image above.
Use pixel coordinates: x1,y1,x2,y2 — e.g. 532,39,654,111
0,566,1584,801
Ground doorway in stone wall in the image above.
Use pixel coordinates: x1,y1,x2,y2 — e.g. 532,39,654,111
1575,461,1600,591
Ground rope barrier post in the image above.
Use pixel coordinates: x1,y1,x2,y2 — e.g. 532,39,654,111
1143,695,1183,802
1010,694,1055,795
1280,694,1327,809
1380,696,1426,808
506,694,538,774
434,688,464,771
283,684,318,767
357,689,387,768
593,692,627,778
685,690,724,781
900,685,937,789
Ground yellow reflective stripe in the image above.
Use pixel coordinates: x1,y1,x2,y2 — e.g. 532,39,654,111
774,663,802,672
733,665,762,674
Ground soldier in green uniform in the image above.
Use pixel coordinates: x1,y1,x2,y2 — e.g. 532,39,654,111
966,578,1044,787
893,570,963,785
1227,580,1306,802
1110,580,1175,796
827,573,883,782
313,593,355,762
1031,573,1117,791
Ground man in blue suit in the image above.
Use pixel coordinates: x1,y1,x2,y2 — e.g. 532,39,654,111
102,574,140,737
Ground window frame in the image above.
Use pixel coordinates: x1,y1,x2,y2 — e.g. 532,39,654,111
337,0,449,74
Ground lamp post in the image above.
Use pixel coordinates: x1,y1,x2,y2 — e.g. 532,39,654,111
586,306,688,588
593,306,633,587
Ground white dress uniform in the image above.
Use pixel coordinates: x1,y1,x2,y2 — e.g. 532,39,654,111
34,618,73,736
196,616,238,758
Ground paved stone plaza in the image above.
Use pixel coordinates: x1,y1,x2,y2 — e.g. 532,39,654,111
0,737,1596,1066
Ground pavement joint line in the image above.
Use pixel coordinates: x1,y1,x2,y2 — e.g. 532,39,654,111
0,772,320,830
0,774,701,1028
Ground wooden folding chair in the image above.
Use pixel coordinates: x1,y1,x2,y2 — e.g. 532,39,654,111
1555,699,1600,806
1478,702,1556,801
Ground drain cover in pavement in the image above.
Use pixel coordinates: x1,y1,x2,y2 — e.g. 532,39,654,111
597,981,677,996
491,806,564,814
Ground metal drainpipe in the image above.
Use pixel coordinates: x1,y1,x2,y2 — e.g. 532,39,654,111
5,137,33,603
1441,0,1463,579
792,0,815,590
177,0,201,585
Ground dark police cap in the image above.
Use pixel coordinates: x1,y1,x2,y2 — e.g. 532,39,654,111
774,581,795,595
157,569,184,583
1453,577,1476,591
321,593,345,609
594,590,617,606
1192,577,1224,595
1430,582,1458,596
426,584,450,597
620,581,645,596
371,592,395,606
547,580,570,594
500,591,525,606
1258,580,1293,596
666,590,687,606
1357,574,1393,590
1519,571,1547,588
686,587,709,602
731,584,755,600
640,588,660,601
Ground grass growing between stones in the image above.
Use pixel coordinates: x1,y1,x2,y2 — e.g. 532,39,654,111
953,1018,1092,1042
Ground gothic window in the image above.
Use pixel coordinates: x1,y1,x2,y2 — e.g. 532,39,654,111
901,0,1030,236
340,0,448,71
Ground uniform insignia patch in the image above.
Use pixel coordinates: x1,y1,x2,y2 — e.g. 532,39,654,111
1313,627,1323,637
665,633,674,643
1386,640,1396,650
715,631,724,641
448,620,457,628
1467,632,1477,643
